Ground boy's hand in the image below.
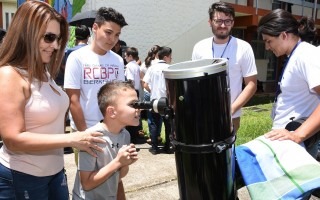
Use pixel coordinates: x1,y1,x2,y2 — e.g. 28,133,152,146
117,144,138,166
127,143,138,164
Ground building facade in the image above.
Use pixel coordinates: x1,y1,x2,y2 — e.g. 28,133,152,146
3,0,320,92
0,0,15,30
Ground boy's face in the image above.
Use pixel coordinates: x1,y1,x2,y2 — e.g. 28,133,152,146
124,53,133,63
164,54,172,64
92,21,121,54
113,88,140,127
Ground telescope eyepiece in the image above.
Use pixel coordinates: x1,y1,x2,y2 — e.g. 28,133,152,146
131,101,153,110
130,98,169,116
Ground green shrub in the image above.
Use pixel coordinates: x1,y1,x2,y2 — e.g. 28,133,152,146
67,26,76,48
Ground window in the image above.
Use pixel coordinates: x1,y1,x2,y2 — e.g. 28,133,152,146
5,13,9,30
231,28,244,40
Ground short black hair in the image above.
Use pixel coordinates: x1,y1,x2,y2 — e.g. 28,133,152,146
95,7,128,27
98,81,135,116
75,25,90,40
209,2,235,20
158,46,172,60
125,47,139,60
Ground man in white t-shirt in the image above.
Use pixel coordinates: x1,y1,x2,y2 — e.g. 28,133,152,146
64,7,127,132
192,2,257,133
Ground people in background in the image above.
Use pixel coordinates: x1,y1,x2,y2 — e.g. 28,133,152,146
55,25,90,88
143,46,173,155
65,25,91,60
124,47,144,143
112,39,127,65
125,47,141,96
140,45,160,143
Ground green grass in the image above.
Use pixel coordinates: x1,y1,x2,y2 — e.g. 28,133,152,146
141,95,274,146
236,103,272,145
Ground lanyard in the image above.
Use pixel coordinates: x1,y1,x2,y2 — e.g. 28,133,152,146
274,41,301,102
212,36,232,58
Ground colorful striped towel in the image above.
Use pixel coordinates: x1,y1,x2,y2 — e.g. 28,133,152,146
236,136,320,200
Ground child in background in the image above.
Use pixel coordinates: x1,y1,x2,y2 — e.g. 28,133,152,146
124,47,143,143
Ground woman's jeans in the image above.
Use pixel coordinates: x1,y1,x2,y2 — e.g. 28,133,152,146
0,163,69,200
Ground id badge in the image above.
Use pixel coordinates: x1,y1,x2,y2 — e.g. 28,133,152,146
271,102,276,120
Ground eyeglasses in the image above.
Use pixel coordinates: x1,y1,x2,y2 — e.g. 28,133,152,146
212,19,233,26
43,33,61,43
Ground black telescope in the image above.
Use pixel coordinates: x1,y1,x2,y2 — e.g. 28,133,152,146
132,59,236,199
162,58,236,200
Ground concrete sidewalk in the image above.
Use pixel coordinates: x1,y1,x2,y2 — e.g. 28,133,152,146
64,143,251,200
64,143,319,200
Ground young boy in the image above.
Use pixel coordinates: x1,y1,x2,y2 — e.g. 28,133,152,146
124,47,142,143
124,47,140,95
72,81,139,200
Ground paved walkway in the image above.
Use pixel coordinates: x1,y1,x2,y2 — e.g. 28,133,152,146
64,143,319,200
64,143,252,199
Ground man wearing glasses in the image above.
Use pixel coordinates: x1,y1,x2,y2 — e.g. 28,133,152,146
192,2,257,133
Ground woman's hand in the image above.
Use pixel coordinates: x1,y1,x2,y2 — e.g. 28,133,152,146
264,129,300,143
70,131,106,157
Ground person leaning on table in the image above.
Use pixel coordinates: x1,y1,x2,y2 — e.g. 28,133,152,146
258,9,320,159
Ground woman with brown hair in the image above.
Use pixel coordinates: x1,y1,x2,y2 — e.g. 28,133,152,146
0,1,104,199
